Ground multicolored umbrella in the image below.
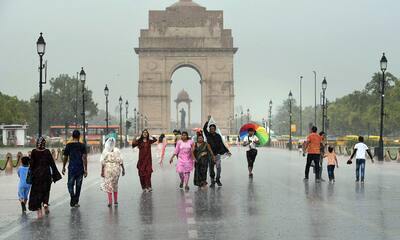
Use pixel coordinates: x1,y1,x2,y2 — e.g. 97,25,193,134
239,123,269,145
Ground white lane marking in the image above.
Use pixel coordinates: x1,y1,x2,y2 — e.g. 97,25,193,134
185,207,193,214
0,162,133,240
188,229,198,239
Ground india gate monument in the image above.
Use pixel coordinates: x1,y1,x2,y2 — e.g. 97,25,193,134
135,0,237,134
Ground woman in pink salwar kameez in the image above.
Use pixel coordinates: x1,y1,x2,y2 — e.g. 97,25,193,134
170,131,195,191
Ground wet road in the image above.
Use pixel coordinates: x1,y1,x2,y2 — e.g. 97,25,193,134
1,147,400,240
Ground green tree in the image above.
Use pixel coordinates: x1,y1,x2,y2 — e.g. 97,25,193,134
29,74,98,135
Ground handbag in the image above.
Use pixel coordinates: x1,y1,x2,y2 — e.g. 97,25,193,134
26,169,33,184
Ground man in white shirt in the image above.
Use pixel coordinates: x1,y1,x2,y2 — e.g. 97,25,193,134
243,128,259,178
348,136,374,183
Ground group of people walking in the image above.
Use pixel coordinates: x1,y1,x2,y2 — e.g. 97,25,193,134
16,118,375,219
303,126,374,183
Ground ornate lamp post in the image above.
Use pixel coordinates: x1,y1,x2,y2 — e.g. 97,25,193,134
378,53,388,161
79,67,86,143
119,96,123,149
137,111,141,133
240,111,244,126
321,77,327,133
144,116,148,129
36,33,46,137
299,76,303,136
247,108,250,122
134,108,137,135
313,71,317,127
288,91,293,150
235,113,238,133
268,100,272,146
125,100,129,147
104,85,109,135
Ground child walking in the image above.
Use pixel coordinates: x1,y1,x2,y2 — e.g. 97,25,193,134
101,138,125,207
170,131,195,191
17,156,31,213
348,136,374,183
324,146,338,183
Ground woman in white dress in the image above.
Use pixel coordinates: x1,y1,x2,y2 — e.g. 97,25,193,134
100,138,125,207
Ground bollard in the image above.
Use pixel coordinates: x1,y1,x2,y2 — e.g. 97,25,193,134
16,152,23,167
398,149,400,162
5,153,13,175
51,149,57,161
57,148,62,161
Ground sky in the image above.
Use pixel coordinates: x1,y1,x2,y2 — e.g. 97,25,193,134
0,0,399,123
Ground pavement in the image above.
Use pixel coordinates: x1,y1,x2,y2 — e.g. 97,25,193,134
0,147,400,240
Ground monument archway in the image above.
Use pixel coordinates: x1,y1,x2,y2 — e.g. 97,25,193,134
135,0,237,134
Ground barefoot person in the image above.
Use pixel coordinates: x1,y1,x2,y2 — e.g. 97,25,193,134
243,128,259,178
132,129,157,192
170,131,195,191
203,116,231,187
348,136,374,183
101,138,125,207
17,156,31,213
62,130,88,207
304,126,322,182
28,137,62,218
193,134,215,189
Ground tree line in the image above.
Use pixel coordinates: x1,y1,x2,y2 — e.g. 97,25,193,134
272,72,400,138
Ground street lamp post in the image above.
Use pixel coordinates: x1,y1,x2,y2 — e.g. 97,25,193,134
378,53,388,161
240,111,244,126
137,111,141,133
75,72,79,128
125,100,129,147
268,100,272,146
140,114,144,131
104,85,109,135
247,108,250,123
313,71,317,127
288,91,293,150
299,76,303,137
144,116,148,129
235,113,238,133
119,96,123,149
79,67,87,143
321,77,327,133
134,108,137,135
36,33,46,137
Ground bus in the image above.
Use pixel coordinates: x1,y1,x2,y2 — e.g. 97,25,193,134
49,125,120,146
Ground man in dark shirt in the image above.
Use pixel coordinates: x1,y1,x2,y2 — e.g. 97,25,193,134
203,116,231,187
62,130,87,207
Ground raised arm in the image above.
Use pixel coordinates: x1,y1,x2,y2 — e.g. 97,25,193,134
203,121,210,137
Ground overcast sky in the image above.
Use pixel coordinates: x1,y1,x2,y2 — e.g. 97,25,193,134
1,0,399,123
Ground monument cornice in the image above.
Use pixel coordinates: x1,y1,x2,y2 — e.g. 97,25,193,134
135,47,238,54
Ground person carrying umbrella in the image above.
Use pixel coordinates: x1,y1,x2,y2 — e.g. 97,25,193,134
243,128,259,177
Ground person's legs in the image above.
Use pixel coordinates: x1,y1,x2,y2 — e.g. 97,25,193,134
139,175,146,189
313,155,321,180
179,172,184,188
215,155,222,185
107,192,112,206
74,174,83,205
360,159,366,182
355,159,361,181
246,151,253,175
113,192,118,204
67,173,76,206
147,174,152,189
305,154,312,179
209,158,216,185
184,172,190,186
319,156,324,180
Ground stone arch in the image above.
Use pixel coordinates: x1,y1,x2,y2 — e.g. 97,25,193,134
135,0,237,134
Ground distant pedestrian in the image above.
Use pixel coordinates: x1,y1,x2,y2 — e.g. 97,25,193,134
132,129,157,192
304,126,322,182
157,133,167,166
324,146,338,183
193,134,215,189
62,130,87,207
28,137,62,218
203,116,231,187
17,156,31,213
170,131,195,191
101,138,125,207
243,128,259,178
318,131,327,181
348,136,374,183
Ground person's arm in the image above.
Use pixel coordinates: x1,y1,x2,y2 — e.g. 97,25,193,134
335,155,339,168
203,121,210,137
254,136,260,144
242,138,249,147
191,142,196,162
207,144,216,162
349,148,357,160
132,138,139,148
83,153,88,177
62,145,69,175
121,163,125,176
150,136,158,144
101,164,105,178
366,149,374,163
170,141,180,164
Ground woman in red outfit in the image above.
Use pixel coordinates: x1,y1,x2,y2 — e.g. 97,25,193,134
132,129,157,192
